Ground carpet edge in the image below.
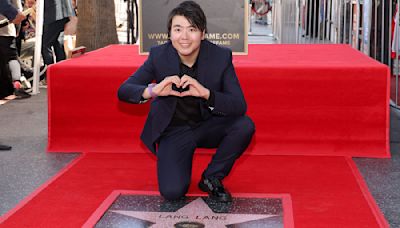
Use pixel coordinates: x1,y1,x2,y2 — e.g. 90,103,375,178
345,157,390,228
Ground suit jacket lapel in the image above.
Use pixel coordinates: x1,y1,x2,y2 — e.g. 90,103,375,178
197,40,209,85
166,41,181,75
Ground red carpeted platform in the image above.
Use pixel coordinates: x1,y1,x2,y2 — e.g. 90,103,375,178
0,154,388,227
47,44,390,157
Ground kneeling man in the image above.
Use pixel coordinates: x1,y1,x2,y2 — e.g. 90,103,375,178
118,1,255,202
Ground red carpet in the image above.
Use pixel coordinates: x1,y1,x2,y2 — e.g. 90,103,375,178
0,153,388,227
47,44,390,157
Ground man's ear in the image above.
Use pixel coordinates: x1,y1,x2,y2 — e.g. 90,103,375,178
201,30,205,40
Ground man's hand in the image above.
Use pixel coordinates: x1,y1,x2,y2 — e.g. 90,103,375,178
179,75,210,99
11,12,25,24
142,75,210,99
151,76,182,97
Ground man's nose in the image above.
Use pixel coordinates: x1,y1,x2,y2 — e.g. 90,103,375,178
181,29,188,39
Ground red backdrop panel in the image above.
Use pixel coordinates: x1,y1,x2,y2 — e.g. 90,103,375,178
47,44,390,157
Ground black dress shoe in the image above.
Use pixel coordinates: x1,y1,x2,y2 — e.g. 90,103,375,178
198,176,232,202
0,144,12,150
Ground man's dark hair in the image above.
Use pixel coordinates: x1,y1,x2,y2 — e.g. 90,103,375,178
167,1,207,35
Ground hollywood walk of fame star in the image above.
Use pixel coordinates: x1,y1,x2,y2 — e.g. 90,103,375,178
111,197,277,227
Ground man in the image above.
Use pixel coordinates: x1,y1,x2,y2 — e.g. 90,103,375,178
118,1,255,202
41,0,75,67
0,0,26,151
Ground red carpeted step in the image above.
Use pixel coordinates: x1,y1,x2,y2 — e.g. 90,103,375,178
0,153,388,227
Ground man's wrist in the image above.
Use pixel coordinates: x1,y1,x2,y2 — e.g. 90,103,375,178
206,90,215,107
148,83,157,98
203,88,210,100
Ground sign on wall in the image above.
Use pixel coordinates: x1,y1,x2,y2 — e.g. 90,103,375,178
139,0,248,55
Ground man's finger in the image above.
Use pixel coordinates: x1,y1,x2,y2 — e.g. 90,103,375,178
179,75,192,86
180,91,192,97
181,81,191,89
169,90,181,96
169,76,181,86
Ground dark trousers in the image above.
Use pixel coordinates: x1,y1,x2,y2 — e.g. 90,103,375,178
41,18,68,65
157,115,255,200
0,47,13,99
0,36,18,61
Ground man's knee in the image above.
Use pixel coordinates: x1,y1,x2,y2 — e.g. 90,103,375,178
159,184,188,201
235,116,255,137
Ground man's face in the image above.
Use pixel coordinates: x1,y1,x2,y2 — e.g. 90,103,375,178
26,0,36,8
170,15,205,60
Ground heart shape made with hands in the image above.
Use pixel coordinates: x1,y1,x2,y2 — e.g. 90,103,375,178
156,75,206,98
172,83,190,93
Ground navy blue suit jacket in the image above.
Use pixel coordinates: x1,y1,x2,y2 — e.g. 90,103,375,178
118,40,247,153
